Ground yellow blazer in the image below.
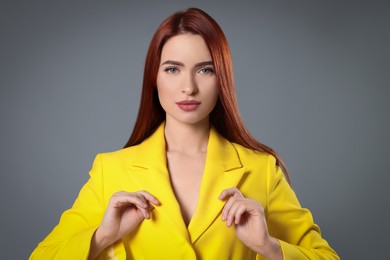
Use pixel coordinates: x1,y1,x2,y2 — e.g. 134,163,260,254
30,124,338,259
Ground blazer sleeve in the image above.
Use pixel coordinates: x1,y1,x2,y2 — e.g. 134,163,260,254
265,158,339,259
30,154,106,259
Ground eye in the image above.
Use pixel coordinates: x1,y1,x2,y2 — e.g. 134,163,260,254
164,67,179,74
198,67,214,75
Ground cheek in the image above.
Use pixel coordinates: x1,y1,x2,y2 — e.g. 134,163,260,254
156,74,174,108
156,86,169,107
208,80,219,104
156,73,177,93
156,75,168,96
156,73,164,93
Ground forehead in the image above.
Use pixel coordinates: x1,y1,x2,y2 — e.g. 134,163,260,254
160,34,212,63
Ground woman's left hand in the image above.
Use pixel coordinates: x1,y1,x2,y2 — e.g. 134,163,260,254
219,187,282,259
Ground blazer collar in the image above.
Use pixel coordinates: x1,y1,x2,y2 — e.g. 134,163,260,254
131,123,243,172
128,123,247,243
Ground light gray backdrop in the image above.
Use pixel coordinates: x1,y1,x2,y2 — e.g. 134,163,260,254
1,1,389,259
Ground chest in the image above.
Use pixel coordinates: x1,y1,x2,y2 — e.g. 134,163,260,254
166,151,206,226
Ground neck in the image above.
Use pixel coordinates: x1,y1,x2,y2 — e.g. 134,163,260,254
164,119,210,154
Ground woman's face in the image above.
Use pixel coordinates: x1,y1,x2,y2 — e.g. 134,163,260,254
156,33,219,127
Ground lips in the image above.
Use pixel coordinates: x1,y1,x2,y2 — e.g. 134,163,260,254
176,100,201,111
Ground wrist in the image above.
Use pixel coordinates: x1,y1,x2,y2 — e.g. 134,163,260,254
89,226,114,259
94,226,115,249
254,236,283,260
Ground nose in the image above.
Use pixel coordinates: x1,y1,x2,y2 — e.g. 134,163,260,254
181,73,198,95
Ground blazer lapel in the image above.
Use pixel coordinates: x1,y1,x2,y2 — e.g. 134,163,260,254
126,124,247,244
188,127,247,243
126,124,190,242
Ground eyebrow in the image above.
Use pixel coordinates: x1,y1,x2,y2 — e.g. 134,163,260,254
161,60,214,68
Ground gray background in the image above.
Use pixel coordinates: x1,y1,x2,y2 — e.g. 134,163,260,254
1,1,389,259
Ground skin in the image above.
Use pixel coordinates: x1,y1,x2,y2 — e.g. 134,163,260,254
88,34,282,260
157,33,219,226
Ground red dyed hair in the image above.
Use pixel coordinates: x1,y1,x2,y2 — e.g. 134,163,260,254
124,8,290,183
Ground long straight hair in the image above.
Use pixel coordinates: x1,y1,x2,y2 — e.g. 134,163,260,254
124,8,290,183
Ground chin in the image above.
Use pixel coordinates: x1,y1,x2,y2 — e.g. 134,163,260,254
168,114,210,126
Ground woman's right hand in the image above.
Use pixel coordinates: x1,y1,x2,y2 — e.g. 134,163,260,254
89,190,159,259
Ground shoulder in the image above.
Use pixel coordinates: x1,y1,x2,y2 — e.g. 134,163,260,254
87,145,141,189
231,142,277,170
100,145,139,159
229,141,282,203
92,144,140,168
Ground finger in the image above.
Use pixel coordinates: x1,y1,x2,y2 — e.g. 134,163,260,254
117,198,151,220
226,199,244,227
137,190,160,205
221,196,236,221
111,193,148,209
234,204,247,224
138,206,151,219
222,196,244,223
116,191,159,207
218,187,242,200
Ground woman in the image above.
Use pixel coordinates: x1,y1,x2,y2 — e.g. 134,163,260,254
31,8,339,259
